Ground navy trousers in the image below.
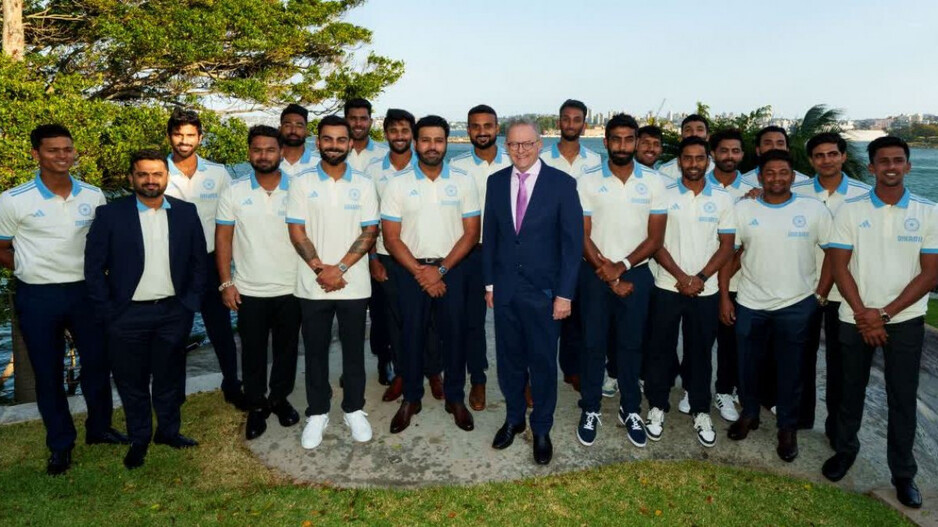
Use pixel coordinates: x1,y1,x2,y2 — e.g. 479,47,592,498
714,292,739,395
736,295,816,429
464,246,488,385
494,278,560,435
14,280,114,451
383,254,442,377
802,301,842,432
579,263,655,415
186,252,240,394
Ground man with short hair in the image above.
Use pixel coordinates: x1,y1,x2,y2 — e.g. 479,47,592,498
85,149,206,470
381,115,481,434
791,132,870,438
163,108,244,408
742,126,810,185
724,150,831,463
345,98,390,173
288,115,379,449
215,126,302,441
821,137,936,509
636,125,664,171
484,119,582,464
0,124,127,475
657,114,715,181
575,114,667,448
449,104,512,411
279,103,320,177
643,136,736,448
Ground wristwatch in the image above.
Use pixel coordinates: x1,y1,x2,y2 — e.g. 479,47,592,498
438,265,448,276
695,272,709,282
815,293,828,307
878,308,891,323
338,262,349,274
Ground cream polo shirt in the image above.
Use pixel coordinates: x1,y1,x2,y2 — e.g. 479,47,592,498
164,155,231,253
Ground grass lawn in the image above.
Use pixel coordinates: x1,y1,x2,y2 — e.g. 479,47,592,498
927,298,938,328
0,393,909,526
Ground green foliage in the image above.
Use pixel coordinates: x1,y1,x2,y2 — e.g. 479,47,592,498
889,122,938,147
21,0,404,111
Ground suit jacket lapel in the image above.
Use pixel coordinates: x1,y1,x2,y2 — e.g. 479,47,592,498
518,166,548,237
166,202,180,280
127,198,145,265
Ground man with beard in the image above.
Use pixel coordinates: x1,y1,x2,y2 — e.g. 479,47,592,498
742,126,810,185
541,99,602,393
657,115,715,181
85,149,206,469
215,126,302,441
381,115,481,434
636,125,664,172
163,108,244,410
642,136,736,448
791,133,870,439
287,115,379,449
450,104,512,411
821,137,937,509
279,104,320,177
345,98,390,173
575,114,667,448
724,150,831,463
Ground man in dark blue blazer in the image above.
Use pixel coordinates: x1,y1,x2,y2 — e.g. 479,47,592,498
483,119,583,465
85,149,207,469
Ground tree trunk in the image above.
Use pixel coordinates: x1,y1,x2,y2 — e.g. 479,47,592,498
9,290,35,403
2,0,25,61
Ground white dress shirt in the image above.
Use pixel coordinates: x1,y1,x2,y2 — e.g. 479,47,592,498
133,198,176,301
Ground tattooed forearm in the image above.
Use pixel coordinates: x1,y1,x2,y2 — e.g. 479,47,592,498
348,227,378,256
293,238,319,262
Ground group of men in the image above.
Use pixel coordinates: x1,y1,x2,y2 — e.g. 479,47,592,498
1,97,932,509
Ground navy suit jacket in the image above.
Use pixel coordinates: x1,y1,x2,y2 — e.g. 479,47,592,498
85,195,206,320
482,161,583,305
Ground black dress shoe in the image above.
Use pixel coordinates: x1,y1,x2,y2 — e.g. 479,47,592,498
46,448,72,476
154,433,199,449
727,417,760,441
270,400,300,427
444,401,475,431
821,453,856,482
893,478,923,509
123,443,148,470
492,422,526,450
533,434,553,465
223,388,248,411
390,401,422,434
86,427,131,445
245,408,270,440
776,429,799,462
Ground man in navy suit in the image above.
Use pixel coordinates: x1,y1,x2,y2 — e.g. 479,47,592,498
85,149,207,469
483,119,583,465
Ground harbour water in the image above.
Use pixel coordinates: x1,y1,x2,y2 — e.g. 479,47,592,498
1,138,936,401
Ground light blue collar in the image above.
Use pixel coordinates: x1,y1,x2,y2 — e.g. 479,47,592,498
34,173,81,199
136,197,171,211
870,188,910,209
317,163,352,182
167,155,206,176
678,178,713,196
471,145,507,165
250,171,289,191
813,172,849,195
364,138,376,151
757,194,796,209
414,162,451,180
550,143,587,159
706,170,742,189
601,161,644,179
382,152,414,172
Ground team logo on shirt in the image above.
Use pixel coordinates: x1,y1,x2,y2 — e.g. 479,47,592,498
241,198,253,206
905,218,921,232
792,215,807,228
348,188,361,202
445,184,458,197
635,183,648,195
409,189,419,197
202,179,216,191
859,220,872,229
703,201,717,214
77,203,93,216
598,185,609,194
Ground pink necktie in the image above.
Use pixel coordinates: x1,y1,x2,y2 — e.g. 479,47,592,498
515,172,530,234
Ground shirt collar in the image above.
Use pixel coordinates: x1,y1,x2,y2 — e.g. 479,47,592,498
601,161,644,179
136,196,171,212
471,145,507,166
870,188,911,209
249,171,289,191
34,173,82,199
812,172,850,195
550,143,587,160
677,178,714,196
364,138,376,152
382,152,414,173
317,163,352,182
414,162,451,180
706,170,742,189
166,155,206,176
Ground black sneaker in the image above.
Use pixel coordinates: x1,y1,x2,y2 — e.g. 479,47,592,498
618,407,647,447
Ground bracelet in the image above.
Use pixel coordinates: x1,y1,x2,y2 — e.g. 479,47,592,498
622,258,632,272
218,280,235,292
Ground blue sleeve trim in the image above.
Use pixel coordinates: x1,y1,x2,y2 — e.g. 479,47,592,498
819,243,830,249
380,214,402,222
215,219,235,226
733,244,742,250
827,242,853,250
0,235,12,241
285,217,306,225
650,209,668,215
583,211,592,217
717,229,736,234
461,210,481,218
360,220,379,227
921,248,938,254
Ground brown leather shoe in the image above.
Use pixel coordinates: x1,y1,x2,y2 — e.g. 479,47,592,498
382,376,403,402
445,401,475,431
525,383,533,408
390,400,422,434
468,383,486,411
428,374,444,400
727,416,760,441
564,374,581,393
777,428,799,462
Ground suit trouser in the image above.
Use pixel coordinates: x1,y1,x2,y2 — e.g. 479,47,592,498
464,246,488,385
559,301,582,379
14,280,114,451
736,296,816,429
800,301,841,431
238,294,300,410
835,318,923,480
382,254,442,377
300,298,368,415
494,278,560,435
397,261,468,404
714,291,739,395
579,263,654,414
369,270,392,366
109,298,191,445
644,288,719,414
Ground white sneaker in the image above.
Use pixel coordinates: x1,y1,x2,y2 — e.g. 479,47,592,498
602,374,619,398
678,391,690,414
771,406,777,416
645,407,665,441
714,393,740,422
344,410,373,443
693,413,716,448
301,414,329,449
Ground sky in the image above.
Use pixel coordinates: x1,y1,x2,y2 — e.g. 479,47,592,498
344,0,938,122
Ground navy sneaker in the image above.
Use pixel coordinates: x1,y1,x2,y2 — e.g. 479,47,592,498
618,407,647,447
576,410,602,446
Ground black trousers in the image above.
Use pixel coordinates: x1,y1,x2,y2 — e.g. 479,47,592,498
238,294,300,410
369,274,392,366
559,299,582,378
715,292,739,395
464,246,488,385
644,289,719,414
300,298,368,415
379,254,442,376
14,280,114,450
835,318,924,480
109,298,192,445
801,301,842,432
